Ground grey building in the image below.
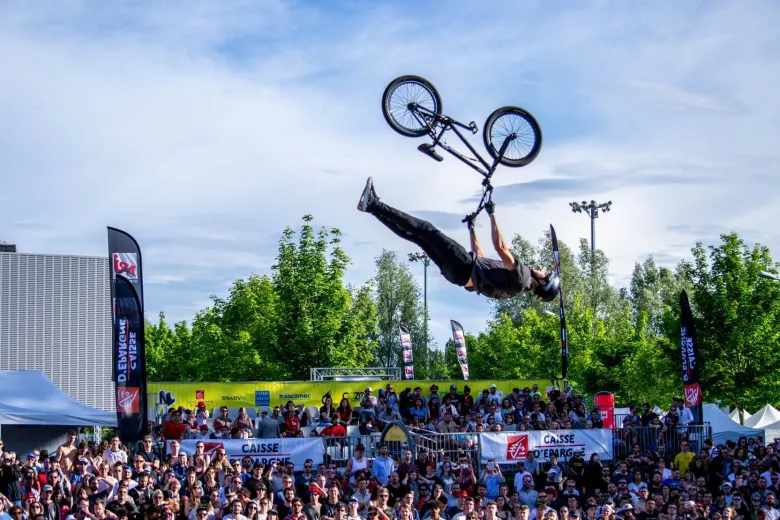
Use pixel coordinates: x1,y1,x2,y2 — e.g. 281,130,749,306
0,251,115,410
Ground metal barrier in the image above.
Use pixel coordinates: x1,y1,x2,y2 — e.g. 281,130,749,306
611,423,712,461
409,428,482,469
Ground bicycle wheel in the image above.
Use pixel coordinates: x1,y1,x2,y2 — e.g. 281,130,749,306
382,75,443,138
483,106,542,167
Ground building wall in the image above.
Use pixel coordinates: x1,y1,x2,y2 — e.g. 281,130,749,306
0,253,115,410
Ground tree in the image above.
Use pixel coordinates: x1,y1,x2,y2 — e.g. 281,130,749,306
372,250,431,376
682,233,780,410
145,312,190,381
145,215,379,382
270,215,378,380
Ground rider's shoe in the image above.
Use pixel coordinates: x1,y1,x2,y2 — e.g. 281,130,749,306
418,143,444,162
357,177,378,212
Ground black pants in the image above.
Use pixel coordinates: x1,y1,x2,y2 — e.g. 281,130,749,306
370,200,473,286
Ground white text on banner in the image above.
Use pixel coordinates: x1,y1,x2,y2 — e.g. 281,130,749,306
480,430,613,463
170,438,323,467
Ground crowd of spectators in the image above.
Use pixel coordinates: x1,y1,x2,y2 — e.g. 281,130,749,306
2,388,777,520
158,385,699,441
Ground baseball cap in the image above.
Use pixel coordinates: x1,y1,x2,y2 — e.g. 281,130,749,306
490,384,497,388
622,505,634,512
348,498,359,505
199,424,208,430
43,485,53,492
197,401,206,407
451,384,457,390
27,452,36,458
24,492,36,500
79,458,89,463
365,386,372,392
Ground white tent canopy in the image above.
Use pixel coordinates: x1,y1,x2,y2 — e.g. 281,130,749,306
0,370,117,426
729,408,752,423
761,420,780,444
704,403,764,445
744,404,780,428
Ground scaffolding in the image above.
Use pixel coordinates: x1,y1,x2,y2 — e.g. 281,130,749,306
310,367,401,382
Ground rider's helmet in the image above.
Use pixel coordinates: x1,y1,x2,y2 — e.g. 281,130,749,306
532,273,560,302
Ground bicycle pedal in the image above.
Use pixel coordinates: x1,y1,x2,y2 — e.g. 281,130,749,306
417,143,444,162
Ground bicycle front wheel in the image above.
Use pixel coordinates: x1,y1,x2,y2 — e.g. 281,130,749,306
483,106,542,167
382,75,443,138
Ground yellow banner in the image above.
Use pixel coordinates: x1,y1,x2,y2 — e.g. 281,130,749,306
148,379,554,412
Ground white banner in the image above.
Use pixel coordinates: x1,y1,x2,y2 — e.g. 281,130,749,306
480,429,613,463
169,438,323,467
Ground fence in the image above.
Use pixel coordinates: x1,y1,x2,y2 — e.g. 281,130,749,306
153,423,711,479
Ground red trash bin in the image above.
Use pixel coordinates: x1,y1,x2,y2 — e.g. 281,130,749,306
594,391,615,429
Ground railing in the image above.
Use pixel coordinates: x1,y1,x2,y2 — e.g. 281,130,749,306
611,423,711,461
155,423,712,477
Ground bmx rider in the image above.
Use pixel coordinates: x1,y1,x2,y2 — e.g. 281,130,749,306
357,177,559,301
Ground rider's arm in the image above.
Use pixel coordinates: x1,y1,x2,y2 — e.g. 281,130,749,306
469,230,486,257
489,214,517,269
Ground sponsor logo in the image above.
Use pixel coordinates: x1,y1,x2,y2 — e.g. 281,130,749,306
195,390,205,400
198,442,225,458
405,366,414,378
506,435,529,460
112,253,138,281
278,394,310,400
117,387,140,414
255,391,270,407
221,396,243,401
115,319,138,383
684,383,701,407
401,334,412,347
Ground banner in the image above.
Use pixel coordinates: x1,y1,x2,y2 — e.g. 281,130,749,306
399,324,414,380
148,378,552,412
170,438,323,467
480,429,613,464
108,227,148,442
550,225,569,379
450,320,469,380
680,290,703,424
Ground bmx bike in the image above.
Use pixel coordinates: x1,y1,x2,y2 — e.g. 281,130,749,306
381,75,543,223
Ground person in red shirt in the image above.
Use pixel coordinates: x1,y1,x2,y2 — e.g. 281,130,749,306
321,414,347,437
162,409,187,440
284,402,301,435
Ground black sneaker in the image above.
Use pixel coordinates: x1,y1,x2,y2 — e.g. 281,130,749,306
357,177,377,212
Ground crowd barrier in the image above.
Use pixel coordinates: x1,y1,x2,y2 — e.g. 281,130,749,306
158,423,711,478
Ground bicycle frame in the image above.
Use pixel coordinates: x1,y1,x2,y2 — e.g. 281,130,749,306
409,104,514,180
409,103,517,222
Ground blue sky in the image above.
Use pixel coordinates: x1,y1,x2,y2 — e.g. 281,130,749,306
1,1,779,352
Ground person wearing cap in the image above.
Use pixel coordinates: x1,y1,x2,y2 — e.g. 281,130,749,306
345,498,361,520
195,402,210,428
487,385,503,404
193,424,211,440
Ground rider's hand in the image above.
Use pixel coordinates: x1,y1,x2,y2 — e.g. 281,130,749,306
485,201,495,215
466,217,475,232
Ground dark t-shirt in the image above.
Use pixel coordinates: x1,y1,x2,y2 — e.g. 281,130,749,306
467,255,531,299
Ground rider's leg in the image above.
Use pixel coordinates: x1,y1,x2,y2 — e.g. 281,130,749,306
369,199,473,287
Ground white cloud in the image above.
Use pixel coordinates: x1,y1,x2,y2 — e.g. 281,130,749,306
0,1,778,352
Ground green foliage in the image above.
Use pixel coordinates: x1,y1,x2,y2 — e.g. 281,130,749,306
146,214,780,412
373,250,429,372
146,215,379,382
682,233,780,410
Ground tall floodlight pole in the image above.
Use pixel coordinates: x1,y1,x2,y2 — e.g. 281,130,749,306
408,252,430,355
569,200,613,309
758,271,780,282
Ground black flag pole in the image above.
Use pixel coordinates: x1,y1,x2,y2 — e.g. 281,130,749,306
680,290,703,424
108,227,148,442
550,225,569,382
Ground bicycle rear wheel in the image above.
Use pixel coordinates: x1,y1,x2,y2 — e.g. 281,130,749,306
483,106,542,167
382,75,443,138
